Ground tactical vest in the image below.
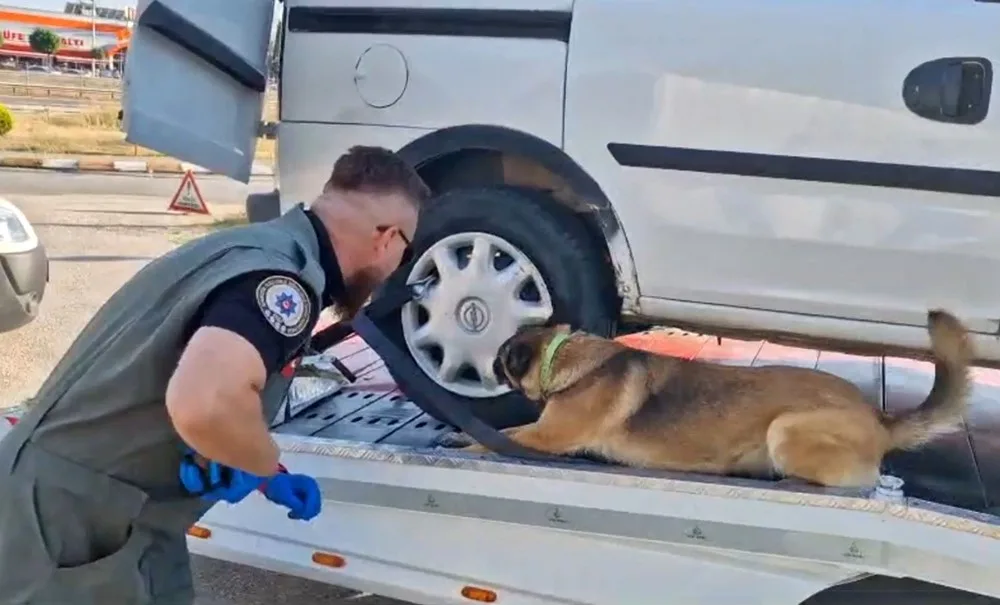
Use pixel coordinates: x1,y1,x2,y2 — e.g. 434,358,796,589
3,205,326,530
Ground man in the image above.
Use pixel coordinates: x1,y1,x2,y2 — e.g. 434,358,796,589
0,146,430,604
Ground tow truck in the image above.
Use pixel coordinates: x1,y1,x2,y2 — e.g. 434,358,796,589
7,323,1000,604
16,0,1000,602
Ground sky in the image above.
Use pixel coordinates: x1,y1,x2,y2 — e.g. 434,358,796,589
10,0,282,39
11,0,281,30
9,0,135,11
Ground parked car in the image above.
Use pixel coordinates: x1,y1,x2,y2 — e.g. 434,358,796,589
0,197,47,333
23,65,60,75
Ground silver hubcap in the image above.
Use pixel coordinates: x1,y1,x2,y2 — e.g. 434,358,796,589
401,232,554,398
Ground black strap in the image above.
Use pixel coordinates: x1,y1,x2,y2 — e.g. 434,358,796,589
352,282,563,463
310,320,357,354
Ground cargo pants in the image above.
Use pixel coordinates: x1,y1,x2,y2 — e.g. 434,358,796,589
0,434,197,604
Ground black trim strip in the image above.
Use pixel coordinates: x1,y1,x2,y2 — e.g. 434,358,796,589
137,0,268,93
287,7,571,42
607,143,1000,198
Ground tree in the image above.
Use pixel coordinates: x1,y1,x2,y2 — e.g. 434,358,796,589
0,104,13,138
91,46,108,61
28,29,61,67
266,17,284,81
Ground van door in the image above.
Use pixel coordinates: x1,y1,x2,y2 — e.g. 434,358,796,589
121,0,275,183
566,0,1000,335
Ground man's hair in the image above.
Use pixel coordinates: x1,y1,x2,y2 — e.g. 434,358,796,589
324,145,430,207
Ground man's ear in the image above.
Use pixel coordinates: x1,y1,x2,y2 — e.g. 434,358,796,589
370,227,394,259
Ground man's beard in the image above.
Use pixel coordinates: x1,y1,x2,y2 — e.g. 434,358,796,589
332,266,383,321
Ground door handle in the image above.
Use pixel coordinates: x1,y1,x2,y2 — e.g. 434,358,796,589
940,63,964,117
903,57,992,125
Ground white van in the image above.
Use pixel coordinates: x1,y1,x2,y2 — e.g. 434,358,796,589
120,1,1000,603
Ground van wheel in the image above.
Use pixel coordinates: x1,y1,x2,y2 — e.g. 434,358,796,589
245,191,280,224
375,186,618,429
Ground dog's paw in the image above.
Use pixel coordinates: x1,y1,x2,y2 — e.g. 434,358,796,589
436,432,476,448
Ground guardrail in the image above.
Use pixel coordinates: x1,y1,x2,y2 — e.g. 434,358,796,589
0,70,122,88
0,82,121,100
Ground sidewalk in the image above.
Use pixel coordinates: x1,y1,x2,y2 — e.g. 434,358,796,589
0,153,274,177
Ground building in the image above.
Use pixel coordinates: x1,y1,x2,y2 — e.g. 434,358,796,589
63,1,134,22
0,3,132,68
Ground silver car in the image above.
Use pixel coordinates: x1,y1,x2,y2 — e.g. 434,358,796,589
0,197,47,333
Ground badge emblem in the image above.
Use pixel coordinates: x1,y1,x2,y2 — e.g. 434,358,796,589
457,297,490,334
256,275,312,337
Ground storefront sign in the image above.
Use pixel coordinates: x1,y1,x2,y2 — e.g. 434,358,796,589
1,23,117,51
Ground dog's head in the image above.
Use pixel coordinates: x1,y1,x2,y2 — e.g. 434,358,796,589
493,323,575,400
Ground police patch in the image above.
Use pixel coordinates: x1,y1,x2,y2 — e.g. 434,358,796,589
255,275,312,337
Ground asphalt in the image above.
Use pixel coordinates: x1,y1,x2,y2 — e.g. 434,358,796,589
0,167,268,199
0,168,410,605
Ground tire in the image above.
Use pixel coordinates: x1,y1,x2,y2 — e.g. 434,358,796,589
370,186,619,429
245,191,281,224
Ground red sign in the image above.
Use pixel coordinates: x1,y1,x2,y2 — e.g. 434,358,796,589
2,28,87,48
167,171,211,216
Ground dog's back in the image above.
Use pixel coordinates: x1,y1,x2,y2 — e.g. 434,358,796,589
589,310,972,485
471,312,971,488
587,350,864,474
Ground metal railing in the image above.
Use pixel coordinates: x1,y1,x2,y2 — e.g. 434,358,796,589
0,70,122,90
0,82,121,100
0,72,278,118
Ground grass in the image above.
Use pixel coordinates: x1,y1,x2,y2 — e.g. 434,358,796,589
0,106,276,160
168,214,250,245
208,216,251,230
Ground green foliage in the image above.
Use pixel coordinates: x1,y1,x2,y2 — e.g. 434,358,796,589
267,18,284,79
0,104,13,137
91,46,108,61
28,28,61,56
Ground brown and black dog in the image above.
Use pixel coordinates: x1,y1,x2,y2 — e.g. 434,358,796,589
449,310,972,488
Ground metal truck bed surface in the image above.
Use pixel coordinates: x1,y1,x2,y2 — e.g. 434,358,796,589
276,328,1000,519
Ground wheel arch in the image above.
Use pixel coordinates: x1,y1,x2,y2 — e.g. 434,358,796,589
396,124,640,313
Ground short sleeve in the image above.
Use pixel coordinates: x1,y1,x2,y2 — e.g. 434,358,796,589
192,271,318,375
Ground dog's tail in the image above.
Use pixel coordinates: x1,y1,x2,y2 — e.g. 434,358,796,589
883,309,973,451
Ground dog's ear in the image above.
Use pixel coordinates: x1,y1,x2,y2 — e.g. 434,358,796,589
504,341,536,381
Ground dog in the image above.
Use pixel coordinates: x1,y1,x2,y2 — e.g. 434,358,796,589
447,310,972,488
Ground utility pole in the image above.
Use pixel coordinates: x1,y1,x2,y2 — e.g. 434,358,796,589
90,0,98,77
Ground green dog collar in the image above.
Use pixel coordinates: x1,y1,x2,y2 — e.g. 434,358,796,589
539,331,572,394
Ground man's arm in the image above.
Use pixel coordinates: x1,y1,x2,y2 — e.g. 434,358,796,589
166,271,316,477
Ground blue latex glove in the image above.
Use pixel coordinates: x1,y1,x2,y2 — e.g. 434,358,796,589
178,450,264,504
261,471,322,521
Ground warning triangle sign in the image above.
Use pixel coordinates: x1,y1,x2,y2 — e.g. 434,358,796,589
167,170,211,215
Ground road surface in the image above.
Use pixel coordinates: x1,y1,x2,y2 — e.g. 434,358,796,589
0,169,266,408
0,168,411,605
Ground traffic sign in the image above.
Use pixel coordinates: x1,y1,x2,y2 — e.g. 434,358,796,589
167,170,210,215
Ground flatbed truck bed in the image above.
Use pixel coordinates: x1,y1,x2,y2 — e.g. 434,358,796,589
123,328,1000,605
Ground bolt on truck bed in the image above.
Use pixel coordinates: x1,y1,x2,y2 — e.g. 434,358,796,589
156,328,1000,605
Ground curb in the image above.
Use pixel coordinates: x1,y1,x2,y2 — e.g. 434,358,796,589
0,156,274,177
